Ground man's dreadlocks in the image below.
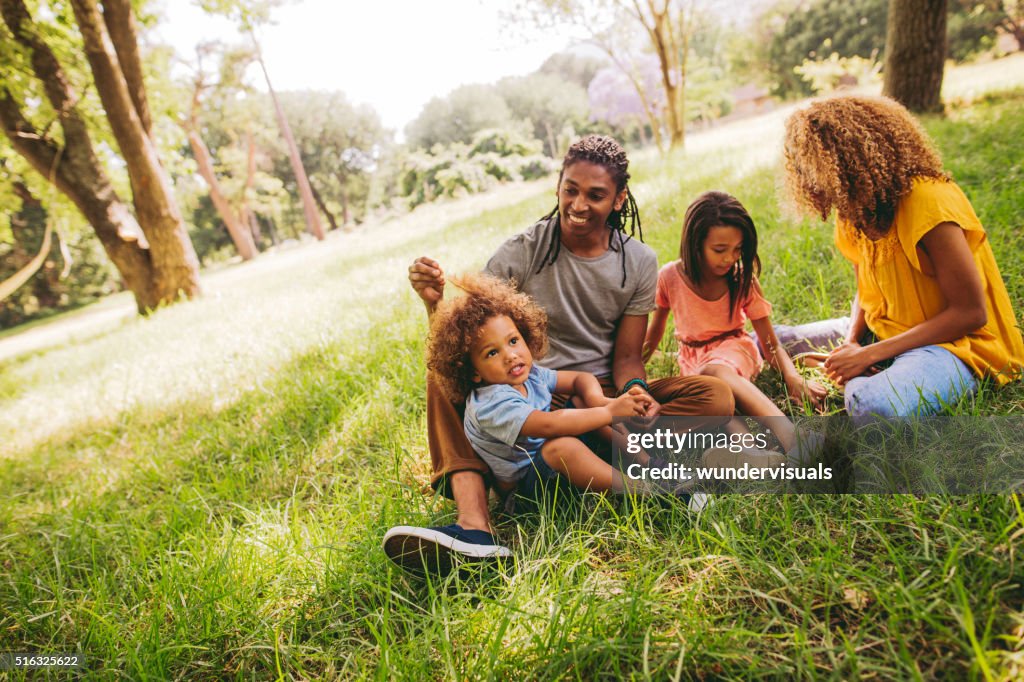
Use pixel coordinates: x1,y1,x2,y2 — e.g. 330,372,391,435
537,135,643,288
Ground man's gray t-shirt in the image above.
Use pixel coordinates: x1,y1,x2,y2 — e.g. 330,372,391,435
484,216,658,377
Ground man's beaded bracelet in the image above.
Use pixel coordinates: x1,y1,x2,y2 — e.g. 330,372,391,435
618,378,649,396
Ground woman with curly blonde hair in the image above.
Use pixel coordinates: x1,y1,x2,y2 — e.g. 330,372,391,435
780,95,1023,418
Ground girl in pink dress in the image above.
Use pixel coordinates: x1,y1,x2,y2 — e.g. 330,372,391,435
643,191,827,454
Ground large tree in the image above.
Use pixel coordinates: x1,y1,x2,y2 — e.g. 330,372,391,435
496,73,590,157
882,0,949,112
1001,0,1024,48
588,57,665,145
0,0,201,313
969,0,1024,50
199,0,325,241
758,0,889,98
0,176,118,325
748,0,1000,99
538,51,608,90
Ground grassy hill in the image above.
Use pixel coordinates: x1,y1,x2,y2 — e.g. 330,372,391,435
1,82,1023,677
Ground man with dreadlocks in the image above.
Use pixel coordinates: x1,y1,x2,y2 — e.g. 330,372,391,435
384,135,734,573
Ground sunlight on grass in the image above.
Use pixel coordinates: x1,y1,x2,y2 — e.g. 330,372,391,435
0,181,554,457
1,60,1023,678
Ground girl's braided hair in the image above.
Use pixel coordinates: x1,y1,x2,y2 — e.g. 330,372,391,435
426,273,548,403
537,135,643,287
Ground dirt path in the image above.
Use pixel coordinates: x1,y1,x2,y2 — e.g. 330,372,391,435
0,178,552,364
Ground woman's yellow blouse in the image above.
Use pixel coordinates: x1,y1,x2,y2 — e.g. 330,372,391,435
834,177,1024,384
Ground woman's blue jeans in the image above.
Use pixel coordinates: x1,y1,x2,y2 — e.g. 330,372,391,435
769,317,978,418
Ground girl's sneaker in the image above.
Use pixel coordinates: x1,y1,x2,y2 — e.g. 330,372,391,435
787,429,827,466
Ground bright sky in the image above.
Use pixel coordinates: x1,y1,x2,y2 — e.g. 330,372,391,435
154,0,581,138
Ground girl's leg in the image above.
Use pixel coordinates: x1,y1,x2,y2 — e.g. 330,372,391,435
844,345,977,420
767,317,850,355
699,363,800,453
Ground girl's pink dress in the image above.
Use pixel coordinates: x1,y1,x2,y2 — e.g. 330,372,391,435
655,261,773,380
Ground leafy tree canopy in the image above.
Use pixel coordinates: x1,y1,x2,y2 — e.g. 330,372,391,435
404,84,513,151
754,0,1005,98
496,73,589,156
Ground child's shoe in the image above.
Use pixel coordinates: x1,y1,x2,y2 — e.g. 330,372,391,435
787,428,827,466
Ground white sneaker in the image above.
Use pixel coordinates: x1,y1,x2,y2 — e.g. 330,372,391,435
686,490,714,513
788,429,827,465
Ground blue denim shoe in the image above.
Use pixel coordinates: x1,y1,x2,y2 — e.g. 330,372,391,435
382,524,511,575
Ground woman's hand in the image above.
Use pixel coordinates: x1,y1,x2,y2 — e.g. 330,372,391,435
786,375,828,410
824,341,879,384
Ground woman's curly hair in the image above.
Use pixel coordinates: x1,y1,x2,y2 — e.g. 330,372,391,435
426,273,548,403
783,95,949,236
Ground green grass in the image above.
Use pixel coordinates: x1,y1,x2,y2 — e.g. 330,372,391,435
1,88,1024,679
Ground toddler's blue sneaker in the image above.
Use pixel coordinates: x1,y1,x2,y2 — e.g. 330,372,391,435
383,524,511,575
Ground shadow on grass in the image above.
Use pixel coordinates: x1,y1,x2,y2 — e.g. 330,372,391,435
0,311,430,676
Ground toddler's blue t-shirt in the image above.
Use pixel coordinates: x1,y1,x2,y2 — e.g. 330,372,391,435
464,364,558,484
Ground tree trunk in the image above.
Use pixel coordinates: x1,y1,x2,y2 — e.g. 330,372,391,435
882,0,948,112
183,82,257,260
543,120,557,158
1,182,54,306
252,38,325,240
242,128,262,244
582,6,666,152
608,51,665,153
0,0,162,312
100,0,151,136
332,172,353,227
645,3,685,149
1,96,159,308
265,215,281,246
185,128,258,260
70,0,201,304
1001,16,1024,51
309,183,338,231
246,213,262,245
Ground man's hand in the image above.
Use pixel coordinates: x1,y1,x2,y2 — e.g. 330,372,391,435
408,256,446,309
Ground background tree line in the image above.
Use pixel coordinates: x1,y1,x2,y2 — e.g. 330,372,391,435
2,0,1020,327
